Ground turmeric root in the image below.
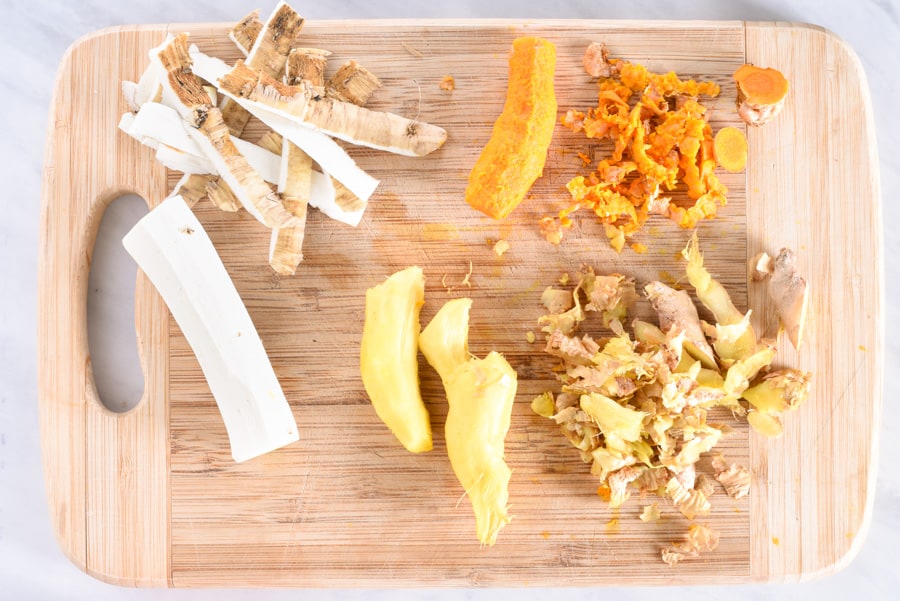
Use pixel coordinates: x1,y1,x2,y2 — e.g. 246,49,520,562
360,266,432,453
465,37,557,219
420,298,517,546
713,126,748,172
733,64,789,126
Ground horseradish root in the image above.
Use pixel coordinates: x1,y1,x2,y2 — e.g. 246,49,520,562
123,196,299,463
220,1,306,136
218,61,447,157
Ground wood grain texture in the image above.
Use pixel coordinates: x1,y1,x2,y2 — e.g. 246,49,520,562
744,22,883,582
38,19,881,587
39,27,171,585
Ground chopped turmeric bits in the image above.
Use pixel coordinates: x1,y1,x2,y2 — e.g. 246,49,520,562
550,42,733,248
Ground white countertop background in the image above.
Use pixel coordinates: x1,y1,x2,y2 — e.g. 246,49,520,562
1,0,896,599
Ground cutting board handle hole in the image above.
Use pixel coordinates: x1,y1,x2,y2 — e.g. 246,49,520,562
87,194,148,414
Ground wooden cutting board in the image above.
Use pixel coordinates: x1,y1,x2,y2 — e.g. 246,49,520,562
39,19,882,587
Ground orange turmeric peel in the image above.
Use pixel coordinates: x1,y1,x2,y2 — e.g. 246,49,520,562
465,37,557,220
552,43,729,247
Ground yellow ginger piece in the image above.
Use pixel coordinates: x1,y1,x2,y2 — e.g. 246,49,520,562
682,233,757,364
360,266,432,453
420,298,518,546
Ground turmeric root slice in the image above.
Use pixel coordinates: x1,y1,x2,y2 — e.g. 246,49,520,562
465,36,557,220
733,64,789,126
713,126,748,173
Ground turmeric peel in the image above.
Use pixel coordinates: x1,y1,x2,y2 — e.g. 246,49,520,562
552,43,728,247
465,37,557,219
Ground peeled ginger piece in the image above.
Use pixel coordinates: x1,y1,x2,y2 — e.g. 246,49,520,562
360,266,432,453
420,298,518,545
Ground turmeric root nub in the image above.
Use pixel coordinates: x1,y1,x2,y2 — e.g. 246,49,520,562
733,64,788,126
714,126,748,173
465,37,557,220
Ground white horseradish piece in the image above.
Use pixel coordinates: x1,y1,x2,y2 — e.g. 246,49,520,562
123,195,299,462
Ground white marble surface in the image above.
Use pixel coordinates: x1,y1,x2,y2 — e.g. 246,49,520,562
1,0,897,598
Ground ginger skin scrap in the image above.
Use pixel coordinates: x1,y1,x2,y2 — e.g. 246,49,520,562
465,37,557,220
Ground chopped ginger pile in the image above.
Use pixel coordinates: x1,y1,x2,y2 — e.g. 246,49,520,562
549,42,745,249
531,234,812,564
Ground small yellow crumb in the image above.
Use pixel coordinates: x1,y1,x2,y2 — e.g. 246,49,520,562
604,224,625,252
440,75,455,91
493,239,511,256
541,531,551,540
577,151,592,167
771,536,780,545
639,503,661,522
605,518,620,533
630,242,648,254
526,331,536,343
559,272,570,285
858,345,867,352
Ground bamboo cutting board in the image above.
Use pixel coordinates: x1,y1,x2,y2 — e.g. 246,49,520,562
39,19,882,587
